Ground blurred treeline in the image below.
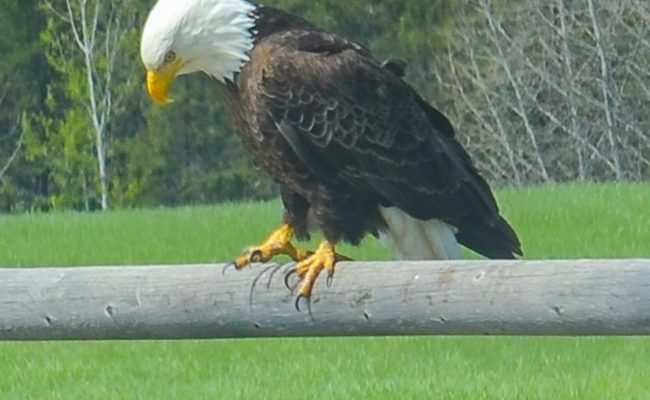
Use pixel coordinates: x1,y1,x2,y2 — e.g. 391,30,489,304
0,0,647,212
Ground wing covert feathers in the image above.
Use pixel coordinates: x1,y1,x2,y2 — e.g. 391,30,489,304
232,15,522,259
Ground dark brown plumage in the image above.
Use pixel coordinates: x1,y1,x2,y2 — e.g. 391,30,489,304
222,6,522,259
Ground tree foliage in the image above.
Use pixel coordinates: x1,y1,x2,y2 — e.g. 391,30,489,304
0,0,50,211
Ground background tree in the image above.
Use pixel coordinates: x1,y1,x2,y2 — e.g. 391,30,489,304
32,0,138,210
0,0,647,213
441,0,649,184
0,0,50,211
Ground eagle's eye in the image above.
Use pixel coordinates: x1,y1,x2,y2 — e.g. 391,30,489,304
164,50,176,64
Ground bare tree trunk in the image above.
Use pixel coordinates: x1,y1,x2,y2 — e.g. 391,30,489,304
554,0,585,180
0,130,22,183
587,0,623,180
447,41,522,185
479,0,551,182
65,0,109,210
44,0,124,210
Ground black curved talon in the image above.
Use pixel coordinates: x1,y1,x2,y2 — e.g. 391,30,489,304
289,278,301,293
295,294,314,317
284,268,298,290
248,264,278,311
284,267,302,293
326,270,335,288
295,293,310,312
222,262,236,275
294,294,302,311
267,263,290,289
249,249,263,262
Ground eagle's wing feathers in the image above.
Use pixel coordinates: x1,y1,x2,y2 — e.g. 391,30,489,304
258,31,521,258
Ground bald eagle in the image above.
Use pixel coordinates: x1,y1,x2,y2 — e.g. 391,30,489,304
140,0,522,306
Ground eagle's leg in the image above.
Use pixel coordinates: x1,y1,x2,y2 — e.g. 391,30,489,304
292,240,340,302
233,224,310,269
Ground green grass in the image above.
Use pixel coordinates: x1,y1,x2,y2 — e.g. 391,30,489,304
1,182,649,399
0,201,389,267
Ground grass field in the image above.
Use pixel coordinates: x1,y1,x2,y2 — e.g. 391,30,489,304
1,182,650,399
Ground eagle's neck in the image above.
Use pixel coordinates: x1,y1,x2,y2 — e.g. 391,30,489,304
250,5,325,43
219,5,323,86
187,0,257,83
198,3,318,83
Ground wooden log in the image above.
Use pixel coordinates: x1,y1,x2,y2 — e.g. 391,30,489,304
1,259,649,340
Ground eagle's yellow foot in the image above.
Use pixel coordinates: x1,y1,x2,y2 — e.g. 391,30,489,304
233,224,309,269
288,240,341,311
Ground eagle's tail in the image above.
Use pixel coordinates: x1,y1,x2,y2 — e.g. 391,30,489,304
378,207,461,260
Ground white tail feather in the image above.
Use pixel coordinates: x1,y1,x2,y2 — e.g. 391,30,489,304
378,207,461,260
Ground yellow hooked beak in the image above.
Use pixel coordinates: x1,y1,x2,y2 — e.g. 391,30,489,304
146,59,184,104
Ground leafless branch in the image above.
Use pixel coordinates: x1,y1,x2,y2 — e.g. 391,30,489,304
587,0,622,178
440,0,648,183
0,130,23,182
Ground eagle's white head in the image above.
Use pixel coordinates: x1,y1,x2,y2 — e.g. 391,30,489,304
140,0,256,103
